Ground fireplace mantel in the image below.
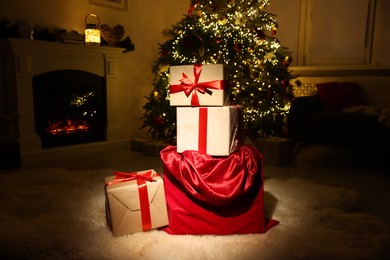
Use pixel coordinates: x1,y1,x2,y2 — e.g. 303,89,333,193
0,38,126,163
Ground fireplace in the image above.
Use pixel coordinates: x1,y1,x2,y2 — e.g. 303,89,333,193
33,70,106,148
0,38,125,163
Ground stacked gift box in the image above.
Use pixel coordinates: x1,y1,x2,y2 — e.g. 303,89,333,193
171,64,239,156
104,64,278,237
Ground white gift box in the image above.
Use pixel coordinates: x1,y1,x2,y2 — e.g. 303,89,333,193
169,64,231,106
176,106,241,156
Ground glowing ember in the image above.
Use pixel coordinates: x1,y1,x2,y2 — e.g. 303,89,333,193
47,119,91,135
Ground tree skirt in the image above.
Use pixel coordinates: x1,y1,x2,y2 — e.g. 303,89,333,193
0,168,389,259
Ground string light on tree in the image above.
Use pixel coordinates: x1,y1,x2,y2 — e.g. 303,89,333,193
141,0,294,141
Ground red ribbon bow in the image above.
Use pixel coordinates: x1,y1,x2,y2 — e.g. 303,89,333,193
170,64,229,106
107,170,156,231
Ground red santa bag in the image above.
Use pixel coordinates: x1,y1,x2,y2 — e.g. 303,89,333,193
160,145,279,235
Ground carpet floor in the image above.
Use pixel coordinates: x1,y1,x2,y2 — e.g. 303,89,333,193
1,160,389,259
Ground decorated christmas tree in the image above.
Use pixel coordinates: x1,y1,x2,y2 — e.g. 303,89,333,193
141,0,294,142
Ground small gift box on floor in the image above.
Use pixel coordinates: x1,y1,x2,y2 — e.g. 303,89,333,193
169,64,231,106
176,106,242,156
105,169,168,236
160,145,279,235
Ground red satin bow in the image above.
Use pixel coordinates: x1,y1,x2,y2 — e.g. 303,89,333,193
170,64,229,106
107,170,155,186
107,170,156,231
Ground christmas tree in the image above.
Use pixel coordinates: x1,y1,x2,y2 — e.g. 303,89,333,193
141,0,294,142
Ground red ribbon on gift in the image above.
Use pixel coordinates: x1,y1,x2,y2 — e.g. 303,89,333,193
170,64,229,106
198,107,208,154
106,170,156,231
197,106,242,155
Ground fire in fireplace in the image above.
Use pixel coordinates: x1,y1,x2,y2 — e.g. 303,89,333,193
33,70,106,148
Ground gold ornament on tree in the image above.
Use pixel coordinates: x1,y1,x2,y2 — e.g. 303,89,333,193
217,16,227,26
158,64,170,76
250,69,261,79
235,12,246,26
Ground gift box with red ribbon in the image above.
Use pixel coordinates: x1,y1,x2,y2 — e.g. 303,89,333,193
160,145,279,235
169,64,231,106
176,106,241,156
104,169,168,236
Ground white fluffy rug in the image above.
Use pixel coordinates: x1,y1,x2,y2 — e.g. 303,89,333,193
0,167,389,259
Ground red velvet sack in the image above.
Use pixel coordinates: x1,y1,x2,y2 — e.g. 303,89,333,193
160,145,279,235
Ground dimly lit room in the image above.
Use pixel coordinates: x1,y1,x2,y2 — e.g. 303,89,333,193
1,0,389,259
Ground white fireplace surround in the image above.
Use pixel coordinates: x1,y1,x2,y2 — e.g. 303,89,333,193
0,38,126,164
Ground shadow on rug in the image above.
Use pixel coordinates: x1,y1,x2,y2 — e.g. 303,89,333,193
0,168,389,259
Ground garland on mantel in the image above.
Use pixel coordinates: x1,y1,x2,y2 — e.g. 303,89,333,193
0,19,135,53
